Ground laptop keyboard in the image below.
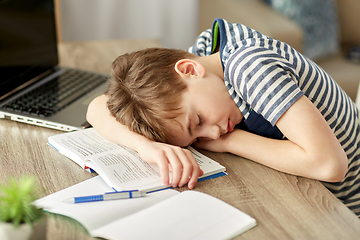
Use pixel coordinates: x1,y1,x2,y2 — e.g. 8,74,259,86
2,69,107,117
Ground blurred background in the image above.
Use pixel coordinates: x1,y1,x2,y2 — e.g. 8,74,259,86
56,0,360,102
57,0,199,50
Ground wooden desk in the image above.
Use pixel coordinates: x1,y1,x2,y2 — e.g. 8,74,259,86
1,39,360,240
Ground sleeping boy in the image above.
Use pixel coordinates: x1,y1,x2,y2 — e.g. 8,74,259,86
86,19,360,217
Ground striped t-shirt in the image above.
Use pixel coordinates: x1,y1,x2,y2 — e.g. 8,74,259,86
188,18,360,216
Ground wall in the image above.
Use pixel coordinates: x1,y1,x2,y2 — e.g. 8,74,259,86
59,0,199,49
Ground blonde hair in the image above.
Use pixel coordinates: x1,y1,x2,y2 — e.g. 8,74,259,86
105,48,195,143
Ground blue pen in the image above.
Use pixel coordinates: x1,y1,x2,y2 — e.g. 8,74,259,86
63,190,146,203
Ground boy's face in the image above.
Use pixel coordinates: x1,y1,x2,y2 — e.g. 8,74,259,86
166,72,243,147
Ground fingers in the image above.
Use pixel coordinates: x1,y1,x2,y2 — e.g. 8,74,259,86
141,142,202,189
155,154,170,187
182,149,202,189
165,148,183,188
176,149,194,188
166,147,202,189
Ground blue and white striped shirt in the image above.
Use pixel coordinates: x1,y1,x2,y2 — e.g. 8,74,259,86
188,18,360,216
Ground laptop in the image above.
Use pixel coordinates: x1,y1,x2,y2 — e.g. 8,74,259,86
0,0,109,131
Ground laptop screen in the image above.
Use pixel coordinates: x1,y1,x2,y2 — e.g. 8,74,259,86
0,0,58,99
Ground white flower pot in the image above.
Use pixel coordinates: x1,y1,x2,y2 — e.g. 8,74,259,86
0,222,32,240
0,219,46,240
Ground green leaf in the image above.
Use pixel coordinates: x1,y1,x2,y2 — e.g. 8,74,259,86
0,176,44,227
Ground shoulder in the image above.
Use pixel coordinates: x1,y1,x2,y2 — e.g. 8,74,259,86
187,28,213,56
187,18,265,57
217,19,276,69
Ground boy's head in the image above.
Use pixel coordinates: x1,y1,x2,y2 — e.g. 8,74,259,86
105,48,196,143
106,47,242,147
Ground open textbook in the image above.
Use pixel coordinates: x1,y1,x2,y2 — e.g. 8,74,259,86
48,128,226,192
34,176,256,240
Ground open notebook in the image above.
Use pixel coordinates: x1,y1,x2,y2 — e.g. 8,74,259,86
34,176,257,240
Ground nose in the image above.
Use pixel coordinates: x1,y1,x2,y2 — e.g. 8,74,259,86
200,125,221,140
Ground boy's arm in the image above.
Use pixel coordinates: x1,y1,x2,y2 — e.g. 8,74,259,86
195,96,348,182
86,95,203,189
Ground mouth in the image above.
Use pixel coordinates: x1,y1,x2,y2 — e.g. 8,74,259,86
227,118,234,133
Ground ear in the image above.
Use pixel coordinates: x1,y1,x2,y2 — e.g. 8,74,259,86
174,59,205,78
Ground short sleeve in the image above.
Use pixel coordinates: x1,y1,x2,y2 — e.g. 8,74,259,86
225,46,304,126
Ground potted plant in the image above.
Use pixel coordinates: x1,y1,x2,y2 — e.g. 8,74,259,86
0,176,46,240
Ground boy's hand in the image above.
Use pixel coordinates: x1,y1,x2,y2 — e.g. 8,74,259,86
193,131,235,153
137,141,203,189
